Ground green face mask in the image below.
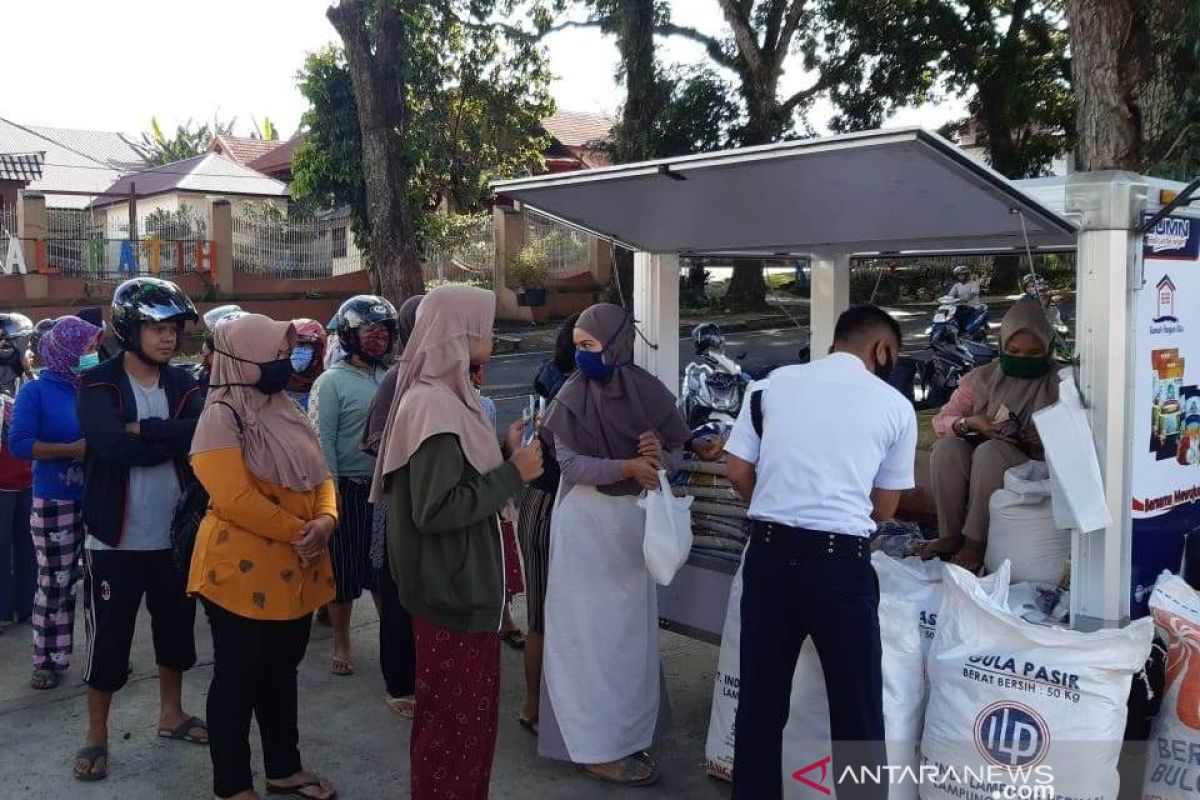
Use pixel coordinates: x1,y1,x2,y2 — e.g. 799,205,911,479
999,352,1052,380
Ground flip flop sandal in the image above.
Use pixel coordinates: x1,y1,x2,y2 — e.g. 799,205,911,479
30,669,61,690
158,715,208,744
582,757,660,787
518,716,539,735
73,744,108,782
385,695,415,719
330,657,354,676
265,776,338,799
500,630,526,650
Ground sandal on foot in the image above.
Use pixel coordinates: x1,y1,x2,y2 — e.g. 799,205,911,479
385,695,415,719
518,716,539,735
266,775,338,800
583,757,660,787
951,538,986,574
73,744,108,782
917,535,963,561
500,629,526,650
329,657,354,676
158,715,208,744
31,669,61,690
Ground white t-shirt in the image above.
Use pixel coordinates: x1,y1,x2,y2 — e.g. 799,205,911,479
724,352,918,537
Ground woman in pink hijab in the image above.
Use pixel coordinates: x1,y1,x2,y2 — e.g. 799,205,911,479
371,284,544,799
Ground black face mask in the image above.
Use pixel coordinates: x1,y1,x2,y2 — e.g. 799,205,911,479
212,349,293,395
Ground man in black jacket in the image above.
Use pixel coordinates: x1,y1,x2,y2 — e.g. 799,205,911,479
72,278,206,783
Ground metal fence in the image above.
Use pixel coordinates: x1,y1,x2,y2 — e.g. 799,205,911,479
37,207,213,278
0,207,15,261
233,208,364,279
421,215,495,287
524,212,591,280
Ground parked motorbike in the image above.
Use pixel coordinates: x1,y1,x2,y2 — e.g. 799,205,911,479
928,296,989,346
891,332,997,409
679,323,808,429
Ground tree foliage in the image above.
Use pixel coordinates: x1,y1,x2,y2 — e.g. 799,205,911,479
134,116,235,166
293,1,553,299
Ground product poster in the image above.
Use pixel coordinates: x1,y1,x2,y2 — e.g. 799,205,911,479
1130,213,1200,618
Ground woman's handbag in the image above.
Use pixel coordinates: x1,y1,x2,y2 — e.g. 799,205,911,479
640,469,694,586
171,401,243,571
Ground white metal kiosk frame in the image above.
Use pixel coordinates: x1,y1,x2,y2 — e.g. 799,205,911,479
494,128,1196,632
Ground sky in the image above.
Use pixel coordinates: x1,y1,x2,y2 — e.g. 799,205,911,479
2,0,964,140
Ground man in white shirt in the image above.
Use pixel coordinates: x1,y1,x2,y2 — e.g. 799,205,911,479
725,305,917,800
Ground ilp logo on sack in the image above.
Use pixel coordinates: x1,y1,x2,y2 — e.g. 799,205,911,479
791,756,832,795
975,701,1050,767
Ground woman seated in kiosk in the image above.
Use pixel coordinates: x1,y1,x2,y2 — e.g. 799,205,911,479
920,303,1059,571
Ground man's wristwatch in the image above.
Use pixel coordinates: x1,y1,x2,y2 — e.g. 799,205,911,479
954,417,971,437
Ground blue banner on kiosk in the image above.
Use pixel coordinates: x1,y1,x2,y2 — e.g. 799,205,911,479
1131,213,1200,617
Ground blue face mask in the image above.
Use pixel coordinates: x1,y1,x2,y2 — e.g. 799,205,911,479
575,348,614,381
72,352,100,374
290,346,315,374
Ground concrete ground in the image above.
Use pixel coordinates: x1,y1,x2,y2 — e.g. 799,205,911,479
0,593,730,799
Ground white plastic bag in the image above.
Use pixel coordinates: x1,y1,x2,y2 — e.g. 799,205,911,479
921,565,1153,800
1032,371,1112,534
639,469,693,586
1142,572,1200,800
986,462,1071,584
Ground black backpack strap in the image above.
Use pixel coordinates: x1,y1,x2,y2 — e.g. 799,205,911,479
750,388,764,438
211,400,245,434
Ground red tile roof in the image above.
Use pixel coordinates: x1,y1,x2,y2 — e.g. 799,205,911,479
247,134,303,175
209,135,280,166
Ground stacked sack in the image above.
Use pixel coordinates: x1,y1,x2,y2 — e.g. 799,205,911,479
703,552,1009,796
1141,572,1200,800
673,455,749,564
922,566,1153,800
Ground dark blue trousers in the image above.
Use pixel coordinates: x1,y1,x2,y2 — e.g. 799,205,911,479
0,488,33,623
732,527,887,800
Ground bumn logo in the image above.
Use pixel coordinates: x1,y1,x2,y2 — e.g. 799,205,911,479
974,701,1050,767
792,756,833,795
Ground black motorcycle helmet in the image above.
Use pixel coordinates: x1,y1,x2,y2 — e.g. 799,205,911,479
336,295,398,360
30,318,55,355
692,322,724,356
111,277,198,357
0,313,33,364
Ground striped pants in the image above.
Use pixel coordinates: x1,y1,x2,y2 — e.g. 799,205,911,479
329,478,377,603
30,498,85,672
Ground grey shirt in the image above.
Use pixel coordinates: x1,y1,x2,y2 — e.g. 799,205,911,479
555,436,683,487
85,374,181,551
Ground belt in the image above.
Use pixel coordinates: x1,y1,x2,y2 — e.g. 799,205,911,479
749,521,871,561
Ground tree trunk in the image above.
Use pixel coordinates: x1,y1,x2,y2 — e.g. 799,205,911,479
1066,0,1142,170
725,258,768,310
328,0,425,302
612,0,662,163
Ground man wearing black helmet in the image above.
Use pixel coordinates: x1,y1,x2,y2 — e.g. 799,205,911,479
73,277,207,782
309,294,396,677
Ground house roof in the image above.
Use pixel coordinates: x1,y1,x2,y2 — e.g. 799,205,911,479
0,152,43,182
0,117,141,208
90,152,289,208
25,125,143,169
246,134,303,175
210,135,281,166
493,128,1076,255
542,111,614,149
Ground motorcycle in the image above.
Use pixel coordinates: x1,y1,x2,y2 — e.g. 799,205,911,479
928,296,989,346
679,324,808,430
891,331,997,409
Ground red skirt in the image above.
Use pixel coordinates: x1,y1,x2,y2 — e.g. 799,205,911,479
410,616,502,800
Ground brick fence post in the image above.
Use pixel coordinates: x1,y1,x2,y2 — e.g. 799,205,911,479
18,192,47,298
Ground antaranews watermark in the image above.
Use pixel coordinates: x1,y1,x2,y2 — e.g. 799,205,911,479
792,759,1056,798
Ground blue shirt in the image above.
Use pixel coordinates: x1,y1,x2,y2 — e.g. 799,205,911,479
8,372,85,501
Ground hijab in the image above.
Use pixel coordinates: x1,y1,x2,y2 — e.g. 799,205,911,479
191,314,329,492
287,318,328,393
371,286,500,502
542,303,689,496
39,316,101,379
971,301,1059,424
361,294,424,456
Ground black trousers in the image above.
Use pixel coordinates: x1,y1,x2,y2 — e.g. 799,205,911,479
377,547,416,699
83,548,196,693
204,600,312,799
732,525,886,800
